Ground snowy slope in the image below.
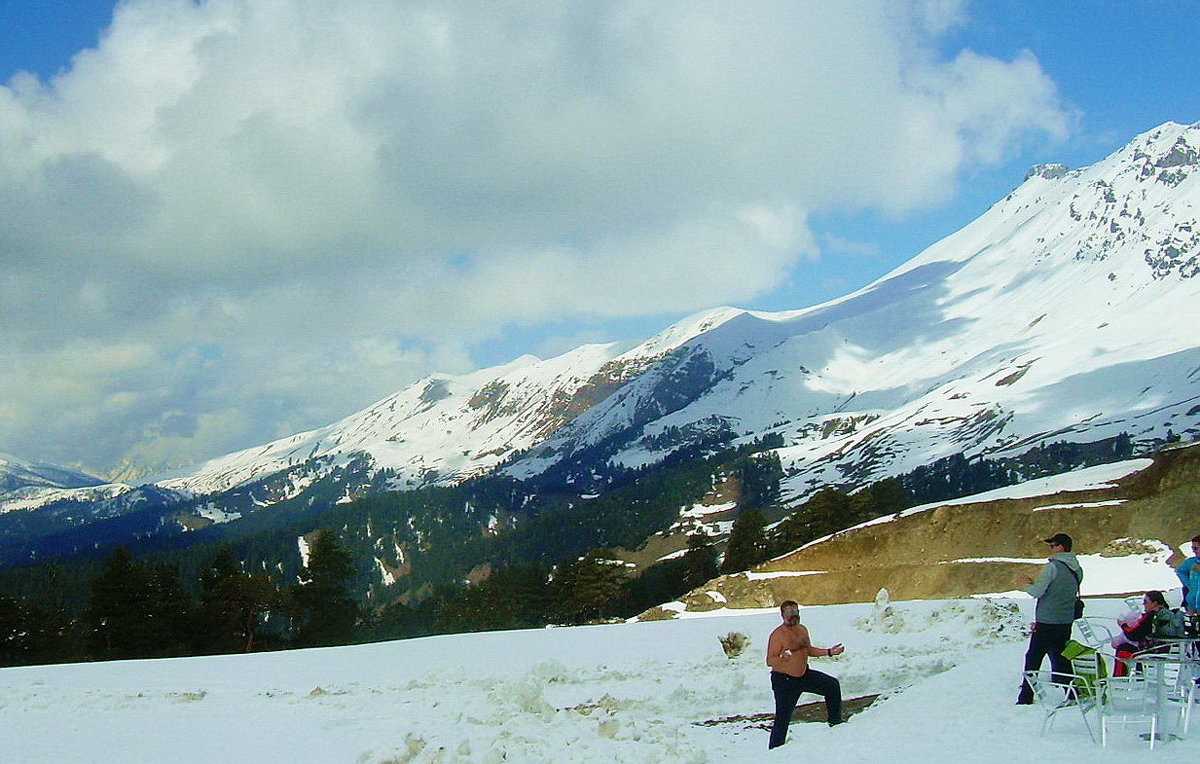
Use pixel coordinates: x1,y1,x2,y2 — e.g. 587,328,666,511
510,121,1200,498
0,452,108,513
0,590,1192,762
2,459,1189,761
151,308,747,496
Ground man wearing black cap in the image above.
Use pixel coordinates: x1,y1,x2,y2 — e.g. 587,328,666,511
1015,532,1083,704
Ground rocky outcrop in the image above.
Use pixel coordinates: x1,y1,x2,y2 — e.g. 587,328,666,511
1026,163,1071,181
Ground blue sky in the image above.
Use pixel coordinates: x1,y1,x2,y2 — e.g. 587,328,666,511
2,0,1198,476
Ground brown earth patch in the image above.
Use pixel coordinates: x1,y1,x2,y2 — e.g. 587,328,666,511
643,442,1200,616
696,693,880,729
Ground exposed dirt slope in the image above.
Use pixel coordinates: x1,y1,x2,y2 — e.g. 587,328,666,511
640,443,1199,619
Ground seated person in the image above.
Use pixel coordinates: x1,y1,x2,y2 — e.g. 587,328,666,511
1111,590,1171,676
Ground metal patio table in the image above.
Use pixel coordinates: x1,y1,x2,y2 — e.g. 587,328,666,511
1120,643,1200,744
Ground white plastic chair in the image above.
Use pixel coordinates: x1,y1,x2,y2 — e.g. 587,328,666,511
1023,669,1097,743
1095,674,1158,748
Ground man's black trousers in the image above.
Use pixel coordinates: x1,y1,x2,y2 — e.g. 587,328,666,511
1016,621,1073,704
769,668,842,749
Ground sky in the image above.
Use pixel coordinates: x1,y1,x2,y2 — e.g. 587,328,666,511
2,1,1199,478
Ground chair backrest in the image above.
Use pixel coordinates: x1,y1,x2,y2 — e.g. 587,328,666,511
1096,675,1154,714
1063,640,1108,698
1075,617,1115,647
1153,656,1198,699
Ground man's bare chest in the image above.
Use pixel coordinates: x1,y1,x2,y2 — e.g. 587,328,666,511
780,627,810,650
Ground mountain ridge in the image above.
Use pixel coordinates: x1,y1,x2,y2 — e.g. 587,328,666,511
0,452,105,497
3,121,1198,553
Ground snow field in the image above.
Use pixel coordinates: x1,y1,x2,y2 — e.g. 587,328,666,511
5,586,1197,762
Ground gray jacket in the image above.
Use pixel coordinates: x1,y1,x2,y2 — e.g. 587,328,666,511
1025,552,1082,625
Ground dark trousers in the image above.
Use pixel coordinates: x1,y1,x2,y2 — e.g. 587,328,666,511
769,669,842,749
1017,621,1073,703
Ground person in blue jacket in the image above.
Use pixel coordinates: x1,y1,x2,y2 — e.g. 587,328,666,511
1177,534,1200,613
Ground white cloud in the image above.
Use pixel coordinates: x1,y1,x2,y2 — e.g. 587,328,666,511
0,0,1070,473
823,234,883,259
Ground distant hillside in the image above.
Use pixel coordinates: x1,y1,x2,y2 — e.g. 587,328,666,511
641,441,1200,618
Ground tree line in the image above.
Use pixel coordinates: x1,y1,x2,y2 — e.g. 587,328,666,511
0,530,359,667
0,524,724,667
2,432,1134,668
0,449,907,668
721,479,912,574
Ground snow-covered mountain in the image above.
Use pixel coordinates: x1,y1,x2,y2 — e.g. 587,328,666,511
153,308,742,497
5,121,1200,522
519,121,1200,498
0,452,109,509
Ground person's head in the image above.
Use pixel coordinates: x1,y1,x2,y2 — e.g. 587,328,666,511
1144,590,1168,612
1043,533,1073,553
779,600,800,626
1191,534,1200,557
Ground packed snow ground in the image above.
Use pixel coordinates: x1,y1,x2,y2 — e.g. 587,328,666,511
2,548,1195,763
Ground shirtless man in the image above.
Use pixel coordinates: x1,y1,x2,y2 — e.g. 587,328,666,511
765,600,845,748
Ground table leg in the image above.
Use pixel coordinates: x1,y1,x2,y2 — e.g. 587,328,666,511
1141,660,1182,746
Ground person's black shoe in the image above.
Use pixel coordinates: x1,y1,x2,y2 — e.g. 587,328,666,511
1015,699,1034,705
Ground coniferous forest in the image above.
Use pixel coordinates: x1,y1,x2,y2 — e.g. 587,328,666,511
0,433,1134,667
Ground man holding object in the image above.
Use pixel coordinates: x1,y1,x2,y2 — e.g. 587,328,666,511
1015,532,1082,705
766,599,844,748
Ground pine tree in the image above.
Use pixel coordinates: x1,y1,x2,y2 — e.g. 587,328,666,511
0,582,78,668
849,479,911,523
721,508,767,573
737,451,784,509
0,594,25,666
85,547,152,659
199,547,282,653
290,530,360,647
143,562,195,657
550,549,628,624
681,531,719,590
